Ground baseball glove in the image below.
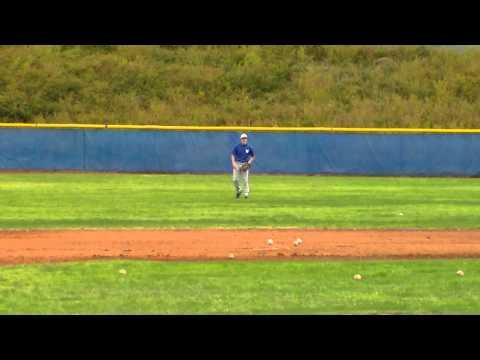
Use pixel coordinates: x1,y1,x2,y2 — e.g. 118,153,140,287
239,163,251,171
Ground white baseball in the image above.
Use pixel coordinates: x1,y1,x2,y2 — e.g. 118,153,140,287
353,274,362,280
228,253,235,259
267,239,274,246
119,269,127,275
456,270,464,277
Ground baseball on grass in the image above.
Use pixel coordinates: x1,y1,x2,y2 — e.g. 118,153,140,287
353,274,362,280
267,239,274,246
119,269,127,275
456,270,464,277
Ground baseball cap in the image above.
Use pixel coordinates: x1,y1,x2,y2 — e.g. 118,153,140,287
240,133,248,139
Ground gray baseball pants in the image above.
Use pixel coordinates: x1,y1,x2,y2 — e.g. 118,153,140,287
233,162,250,196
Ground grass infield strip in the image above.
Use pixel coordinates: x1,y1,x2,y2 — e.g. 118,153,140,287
1,173,480,229
0,259,478,314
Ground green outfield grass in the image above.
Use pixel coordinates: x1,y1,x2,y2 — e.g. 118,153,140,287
0,259,478,314
1,173,480,229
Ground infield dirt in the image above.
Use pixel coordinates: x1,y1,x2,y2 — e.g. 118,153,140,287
1,230,480,264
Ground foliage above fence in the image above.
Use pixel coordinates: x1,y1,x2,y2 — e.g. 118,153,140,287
1,45,480,128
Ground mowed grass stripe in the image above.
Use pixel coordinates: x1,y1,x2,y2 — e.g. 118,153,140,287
1,173,480,229
0,259,478,314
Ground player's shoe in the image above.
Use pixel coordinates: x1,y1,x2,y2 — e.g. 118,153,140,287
236,191,241,199
244,194,249,199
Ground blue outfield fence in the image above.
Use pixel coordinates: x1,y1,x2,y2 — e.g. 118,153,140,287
0,127,480,176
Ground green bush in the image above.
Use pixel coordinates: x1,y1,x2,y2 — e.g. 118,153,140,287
0,45,479,128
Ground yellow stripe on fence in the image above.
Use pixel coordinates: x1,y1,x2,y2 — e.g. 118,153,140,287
1,122,480,134
0,123,106,129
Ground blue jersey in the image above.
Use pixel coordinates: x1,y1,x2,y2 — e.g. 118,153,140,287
231,144,255,163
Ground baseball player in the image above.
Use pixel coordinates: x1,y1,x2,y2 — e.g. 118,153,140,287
231,133,255,199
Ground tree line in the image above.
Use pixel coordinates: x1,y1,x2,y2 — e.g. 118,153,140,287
1,45,479,128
